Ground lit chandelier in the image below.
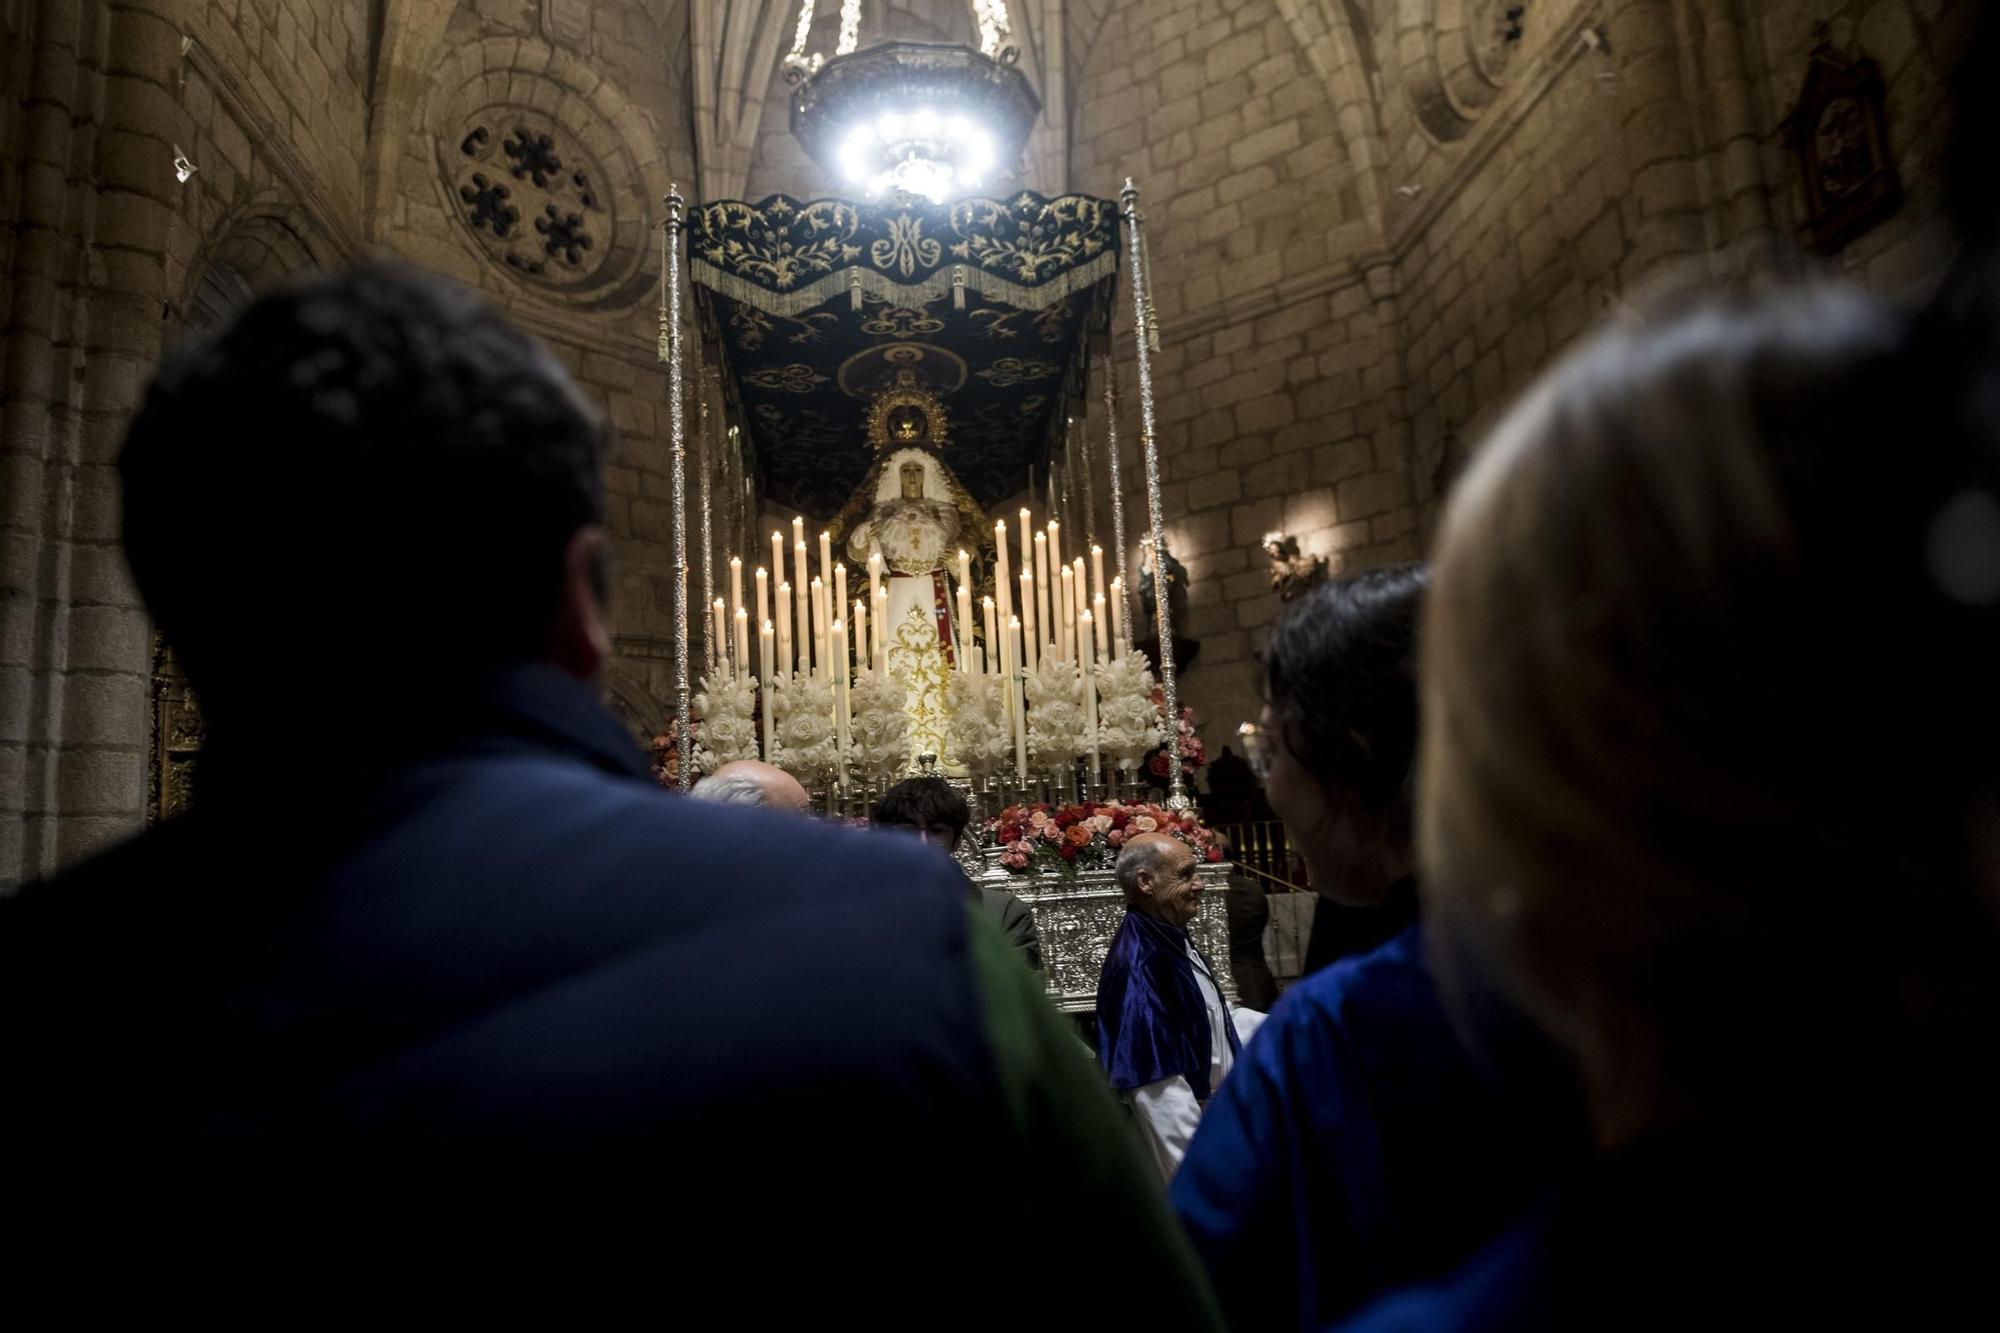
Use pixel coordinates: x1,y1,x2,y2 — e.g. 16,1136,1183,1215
782,1,1041,203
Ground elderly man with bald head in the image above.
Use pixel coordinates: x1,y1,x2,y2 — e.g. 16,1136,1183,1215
689,759,811,812
1097,831,1240,1180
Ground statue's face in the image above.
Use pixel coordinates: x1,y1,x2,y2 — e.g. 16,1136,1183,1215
899,463,925,500
888,405,926,444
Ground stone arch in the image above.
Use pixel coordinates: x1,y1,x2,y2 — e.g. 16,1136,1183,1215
1274,0,1395,239
172,202,338,333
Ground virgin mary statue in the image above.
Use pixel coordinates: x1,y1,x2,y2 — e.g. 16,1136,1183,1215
830,379,988,767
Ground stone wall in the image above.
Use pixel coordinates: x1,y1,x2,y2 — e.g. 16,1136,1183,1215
1388,0,1974,540
1067,0,1416,747
1065,0,1974,757
367,0,697,737
0,0,380,888
0,0,698,887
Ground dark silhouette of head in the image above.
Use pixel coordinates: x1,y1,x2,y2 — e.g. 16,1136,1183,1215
873,776,970,854
119,264,611,734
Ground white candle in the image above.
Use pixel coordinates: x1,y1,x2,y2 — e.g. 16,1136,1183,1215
760,620,775,760
957,548,971,596
1091,544,1106,605
1077,579,1091,681
1110,576,1125,657
994,520,1012,646
867,551,883,658
956,578,974,673
810,576,827,679
754,567,770,678
874,586,888,664
1072,557,1087,662
1061,566,1077,662
834,563,849,644
1020,572,1037,675
1034,531,1050,654
1007,614,1027,785
777,581,793,677
1081,609,1101,784
711,598,728,674
1018,508,1033,589
729,556,744,630
771,531,786,588
1049,520,1063,618
1093,592,1109,659
818,530,833,592
793,538,810,673
855,599,869,673
832,617,851,780
982,596,998,677
734,608,750,687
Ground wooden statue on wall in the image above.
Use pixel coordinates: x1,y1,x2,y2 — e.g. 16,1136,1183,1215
1263,532,1328,604
1781,26,1903,254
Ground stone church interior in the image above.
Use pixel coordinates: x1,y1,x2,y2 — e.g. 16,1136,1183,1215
3,0,1997,1323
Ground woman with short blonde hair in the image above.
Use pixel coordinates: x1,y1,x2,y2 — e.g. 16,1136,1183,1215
1344,286,2000,1329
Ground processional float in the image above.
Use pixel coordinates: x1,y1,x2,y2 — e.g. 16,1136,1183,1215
656,180,1190,820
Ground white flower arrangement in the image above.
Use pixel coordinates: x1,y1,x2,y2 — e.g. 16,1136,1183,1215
946,671,1011,778
692,671,760,772
1026,654,1089,769
1094,650,1163,771
770,672,838,779
849,666,912,778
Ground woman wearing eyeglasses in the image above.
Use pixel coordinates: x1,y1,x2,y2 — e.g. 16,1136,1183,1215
1169,567,1583,1333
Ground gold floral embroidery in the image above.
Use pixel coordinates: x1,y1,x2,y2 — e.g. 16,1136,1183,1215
948,195,1114,282
974,357,1060,387
694,197,862,292
885,602,955,767
741,363,830,393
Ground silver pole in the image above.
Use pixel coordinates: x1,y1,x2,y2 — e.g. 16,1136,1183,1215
1121,178,1187,811
663,185,692,790
1103,351,1136,642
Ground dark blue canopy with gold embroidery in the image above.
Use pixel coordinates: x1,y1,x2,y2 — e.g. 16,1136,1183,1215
688,190,1119,518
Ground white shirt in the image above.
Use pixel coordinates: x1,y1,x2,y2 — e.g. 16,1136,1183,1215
1125,939,1235,1181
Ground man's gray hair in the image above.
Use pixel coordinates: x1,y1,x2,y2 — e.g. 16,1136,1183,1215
1115,836,1180,903
689,771,770,807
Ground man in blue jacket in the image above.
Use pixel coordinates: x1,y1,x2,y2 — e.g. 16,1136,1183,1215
0,265,1217,1326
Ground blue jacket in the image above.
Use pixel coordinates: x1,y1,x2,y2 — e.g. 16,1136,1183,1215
1172,925,1579,1331
0,665,1220,1326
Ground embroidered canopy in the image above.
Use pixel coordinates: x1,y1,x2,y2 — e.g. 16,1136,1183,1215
688,190,1120,518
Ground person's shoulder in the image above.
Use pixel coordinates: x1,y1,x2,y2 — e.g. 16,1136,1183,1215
1273,922,1434,1032
980,885,1032,917
1332,1200,1550,1333
424,752,959,912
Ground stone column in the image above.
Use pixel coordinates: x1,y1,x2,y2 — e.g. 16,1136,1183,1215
0,0,184,889
1605,0,1710,286
1682,0,1783,281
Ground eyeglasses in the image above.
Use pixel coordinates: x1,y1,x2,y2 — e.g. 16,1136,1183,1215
1238,721,1272,784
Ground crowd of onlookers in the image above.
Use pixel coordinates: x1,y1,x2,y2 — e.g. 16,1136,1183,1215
3,14,1998,1328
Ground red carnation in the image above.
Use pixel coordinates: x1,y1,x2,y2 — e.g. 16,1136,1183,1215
1206,846,1223,863
1058,841,1079,861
